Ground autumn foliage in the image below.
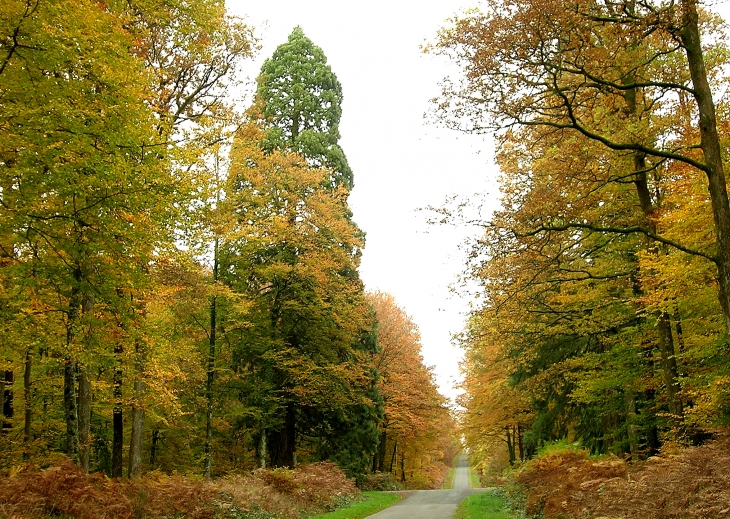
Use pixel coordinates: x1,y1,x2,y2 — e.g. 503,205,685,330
431,0,730,484
0,461,357,519
510,434,730,519
367,292,459,489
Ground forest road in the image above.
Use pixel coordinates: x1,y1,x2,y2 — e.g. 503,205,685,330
365,455,485,519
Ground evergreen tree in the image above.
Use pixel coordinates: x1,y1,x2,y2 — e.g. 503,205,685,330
255,27,353,190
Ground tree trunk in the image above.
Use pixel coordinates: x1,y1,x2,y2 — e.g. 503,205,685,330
64,358,79,462
506,425,516,466
626,390,640,459
112,341,123,478
389,440,398,474
679,0,730,338
400,452,406,482
64,280,81,462
204,237,219,478
258,427,267,468
150,429,160,467
2,369,12,432
78,366,91,473
128,349,145,479
375,429,387,472
269,404,296,468
23,348,32,450
658,313,684,429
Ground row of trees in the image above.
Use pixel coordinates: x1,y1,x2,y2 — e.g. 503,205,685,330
0,2,453,483
430,0,730,467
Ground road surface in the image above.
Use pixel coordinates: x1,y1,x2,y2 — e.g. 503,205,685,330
366,455,482,519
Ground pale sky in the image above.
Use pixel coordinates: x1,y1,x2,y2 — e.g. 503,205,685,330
225,0,730,402
225,0,500,401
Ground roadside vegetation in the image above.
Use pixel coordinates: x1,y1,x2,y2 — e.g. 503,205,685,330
481,433,730,519
454,492,514,519
0,461,367,519
468,462,481,489
309,492,402,519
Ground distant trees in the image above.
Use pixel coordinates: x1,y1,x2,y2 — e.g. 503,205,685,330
367,292,458,486
432,0,730,467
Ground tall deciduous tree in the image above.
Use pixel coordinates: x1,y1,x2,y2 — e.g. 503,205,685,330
431,0,730,340
224,120,374,470
367,292,457,487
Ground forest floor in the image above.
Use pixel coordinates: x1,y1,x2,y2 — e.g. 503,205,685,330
502,433,730,519
0,460,364,519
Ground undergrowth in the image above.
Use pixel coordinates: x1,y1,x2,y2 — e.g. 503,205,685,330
0,460,359,519
508,433,730,519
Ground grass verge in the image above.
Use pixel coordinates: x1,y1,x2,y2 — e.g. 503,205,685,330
442,466,456,489
454,491,514,519
442,452,463,489
468,462,481,488
308,491,402,519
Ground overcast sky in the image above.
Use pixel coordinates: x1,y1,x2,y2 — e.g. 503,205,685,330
225,0,730,402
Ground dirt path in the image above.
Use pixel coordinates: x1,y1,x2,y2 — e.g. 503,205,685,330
366,455,483,519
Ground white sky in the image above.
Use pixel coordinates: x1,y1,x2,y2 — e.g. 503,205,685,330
225,0,730,402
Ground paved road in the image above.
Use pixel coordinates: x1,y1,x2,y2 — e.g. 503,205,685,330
366,455,483,519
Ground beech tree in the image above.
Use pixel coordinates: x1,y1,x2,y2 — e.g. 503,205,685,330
367,292,457,486
434,0,730,461
0,0,254,476
223,120,376,470
431,0,730,340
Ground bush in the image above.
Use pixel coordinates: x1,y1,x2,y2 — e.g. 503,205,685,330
509,433,730,519
359,472,403,491
0,460,360,519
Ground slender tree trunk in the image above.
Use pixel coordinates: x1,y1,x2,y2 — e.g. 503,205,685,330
506,425,516,466
64,277,83,462
375,429,387,472
0,371,4,431
78,366,91,473
2,369,12,432
658,313,684,429
23,348,32,449
112,341,123,478
128,338,146,479
389,440,398,474
204,239,218,478
150,429,160,467
64,359,79,462
400,452,406,482
258,427,267,468
626,390,640,459
679,0,730,338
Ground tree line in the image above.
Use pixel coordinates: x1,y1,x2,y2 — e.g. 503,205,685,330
430,0,730,467
0,0,453,484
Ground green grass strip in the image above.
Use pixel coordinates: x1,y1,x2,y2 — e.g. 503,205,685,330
308,491,402,519
454,491,514,519
442,466,457,489
468,463,481,489
442,451,463,489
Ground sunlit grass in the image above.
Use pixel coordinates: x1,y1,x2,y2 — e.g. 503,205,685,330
454,491,514,519
307,491,402,519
